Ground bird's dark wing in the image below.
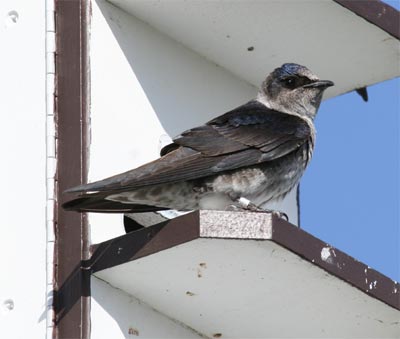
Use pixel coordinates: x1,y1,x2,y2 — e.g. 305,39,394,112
66,100,311,194
65,146,263,194
174,100,311,161
160,142,179,156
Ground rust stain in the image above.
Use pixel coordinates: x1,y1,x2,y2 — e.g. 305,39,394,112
128,327,139,336
197,262,207,278
213,333,222,338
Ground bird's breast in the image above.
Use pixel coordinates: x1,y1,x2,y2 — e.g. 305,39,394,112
205,140,313,206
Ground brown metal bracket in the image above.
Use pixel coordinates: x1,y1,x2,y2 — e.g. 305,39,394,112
53,0,91,338
334,0,400,40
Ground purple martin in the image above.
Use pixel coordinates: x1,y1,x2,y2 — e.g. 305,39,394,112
63,63,334,215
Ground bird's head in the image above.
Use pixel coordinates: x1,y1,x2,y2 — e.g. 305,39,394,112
259,63,334,120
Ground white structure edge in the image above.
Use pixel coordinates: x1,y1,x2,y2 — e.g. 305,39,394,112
45,0,56,337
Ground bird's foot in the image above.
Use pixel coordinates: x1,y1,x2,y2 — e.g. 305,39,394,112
267,209,289,221
234,197,289,221
225,204,245,212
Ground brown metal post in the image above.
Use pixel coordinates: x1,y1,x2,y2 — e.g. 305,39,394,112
54,0,90,338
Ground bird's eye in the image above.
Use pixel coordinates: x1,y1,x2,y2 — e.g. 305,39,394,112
283,77,297,88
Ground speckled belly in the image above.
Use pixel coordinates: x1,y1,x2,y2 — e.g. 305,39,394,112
106,144,311,210
204,143,310,206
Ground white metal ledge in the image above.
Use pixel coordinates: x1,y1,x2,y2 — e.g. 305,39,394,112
90,211,400,338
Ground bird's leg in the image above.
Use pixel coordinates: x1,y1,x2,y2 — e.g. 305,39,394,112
235,197,289,221
237,197,264,212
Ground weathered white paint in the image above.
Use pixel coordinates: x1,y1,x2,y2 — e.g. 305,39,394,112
91,277,204,338
88,0,300,245
45,0,56,337
109,0,400,98
0,1,47,338
95,238,400,338
321,246,333,262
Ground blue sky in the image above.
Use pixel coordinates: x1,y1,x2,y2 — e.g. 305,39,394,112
301,1,399,281
301,77,399,281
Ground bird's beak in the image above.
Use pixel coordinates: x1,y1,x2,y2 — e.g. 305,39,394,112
303,80,334,89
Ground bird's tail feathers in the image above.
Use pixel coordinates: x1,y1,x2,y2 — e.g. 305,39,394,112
62,196,168,213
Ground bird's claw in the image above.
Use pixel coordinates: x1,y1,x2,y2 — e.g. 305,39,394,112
252,207,289,221
231,197,289,221
269,210,289,221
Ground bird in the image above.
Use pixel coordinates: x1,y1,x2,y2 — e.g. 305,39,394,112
63,63,334,218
